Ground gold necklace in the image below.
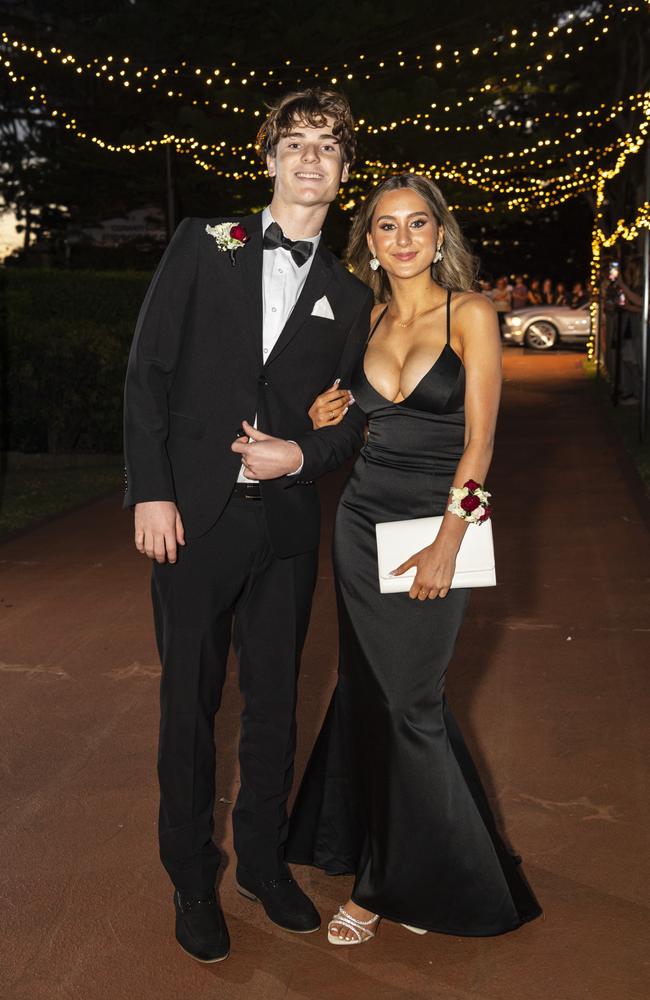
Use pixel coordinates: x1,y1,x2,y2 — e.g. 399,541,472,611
387,303,436,329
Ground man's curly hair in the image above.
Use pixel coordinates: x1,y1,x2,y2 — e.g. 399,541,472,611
256,88,357,168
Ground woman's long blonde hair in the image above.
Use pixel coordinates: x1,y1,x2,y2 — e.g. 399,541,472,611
345,173,478,301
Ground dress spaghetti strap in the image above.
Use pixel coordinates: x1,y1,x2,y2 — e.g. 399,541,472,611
367,305,389,345
446,289,452,345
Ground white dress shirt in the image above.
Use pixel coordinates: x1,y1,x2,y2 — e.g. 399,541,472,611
238,206,321,483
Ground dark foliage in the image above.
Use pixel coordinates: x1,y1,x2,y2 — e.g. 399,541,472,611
2,268,149,452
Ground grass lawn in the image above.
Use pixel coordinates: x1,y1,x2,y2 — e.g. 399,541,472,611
584,361,650,491
0,455,124,541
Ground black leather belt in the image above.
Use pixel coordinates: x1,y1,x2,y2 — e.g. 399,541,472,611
232,483,262,500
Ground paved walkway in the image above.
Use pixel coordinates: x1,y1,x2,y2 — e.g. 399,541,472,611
1,351,648,1000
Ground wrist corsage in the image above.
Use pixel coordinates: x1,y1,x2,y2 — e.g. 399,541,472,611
447,479,492,524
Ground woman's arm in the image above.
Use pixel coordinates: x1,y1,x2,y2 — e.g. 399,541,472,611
306,300,386,428
439,292,501,534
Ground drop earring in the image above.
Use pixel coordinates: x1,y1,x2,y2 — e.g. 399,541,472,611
433,245,444,264
369,254,381,271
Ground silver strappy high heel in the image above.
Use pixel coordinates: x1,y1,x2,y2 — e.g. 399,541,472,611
327,906,380,946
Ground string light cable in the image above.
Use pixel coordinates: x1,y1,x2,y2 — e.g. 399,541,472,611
4,49,647,186
0,1,644,111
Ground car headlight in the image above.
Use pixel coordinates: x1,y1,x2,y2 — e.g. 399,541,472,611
508,317,522,326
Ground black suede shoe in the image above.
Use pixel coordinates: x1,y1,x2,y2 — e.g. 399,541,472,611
174,889,230,963
235,866,320,933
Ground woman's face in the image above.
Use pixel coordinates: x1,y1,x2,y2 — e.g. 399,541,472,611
542,279,552,291
367,188,443,281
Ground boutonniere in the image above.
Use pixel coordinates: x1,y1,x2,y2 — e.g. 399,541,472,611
205,222,250,266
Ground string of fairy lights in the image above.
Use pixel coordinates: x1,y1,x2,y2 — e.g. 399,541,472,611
184,91,650,221
597,202,650,247
1,2,642,109
3,40,647,206
2,2,648,354
6,39,644,164
177,89,644,171
586,124,650,359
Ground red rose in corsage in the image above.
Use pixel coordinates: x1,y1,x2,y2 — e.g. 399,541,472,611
447,479,493,525
460,494,481,513
205,221,250,266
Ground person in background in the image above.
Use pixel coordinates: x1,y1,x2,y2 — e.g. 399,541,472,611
511,275,529,311
480,277,494,299
602,263,621,378
541,278,554,305
614,257,644,405
492,275,512,333
527,278,543,305
570,281,589,308
554,281,568,306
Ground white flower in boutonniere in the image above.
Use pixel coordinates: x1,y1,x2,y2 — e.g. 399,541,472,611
205,222,250,266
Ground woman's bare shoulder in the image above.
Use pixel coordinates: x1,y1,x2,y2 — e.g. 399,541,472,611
452,291,500,348
452,289,497,318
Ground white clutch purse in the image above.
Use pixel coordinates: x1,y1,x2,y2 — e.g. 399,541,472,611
375,516,496,594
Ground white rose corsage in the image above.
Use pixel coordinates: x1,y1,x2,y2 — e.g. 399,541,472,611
205,221,250,266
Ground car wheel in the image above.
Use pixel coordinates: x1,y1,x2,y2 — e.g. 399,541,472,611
524,321,559,350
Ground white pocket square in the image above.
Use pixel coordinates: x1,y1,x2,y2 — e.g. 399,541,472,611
311,295,335,320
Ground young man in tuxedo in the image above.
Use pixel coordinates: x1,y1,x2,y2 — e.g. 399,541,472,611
123,89,372,962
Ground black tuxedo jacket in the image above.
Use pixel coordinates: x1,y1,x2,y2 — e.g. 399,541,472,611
123,211,373,556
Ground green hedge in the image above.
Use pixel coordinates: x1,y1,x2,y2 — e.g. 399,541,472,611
1,268,151,453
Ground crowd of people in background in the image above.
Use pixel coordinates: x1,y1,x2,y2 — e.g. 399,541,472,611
480,274,591,320
480,262,646,410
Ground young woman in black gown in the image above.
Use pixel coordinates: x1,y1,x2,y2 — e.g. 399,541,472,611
287,174,541,944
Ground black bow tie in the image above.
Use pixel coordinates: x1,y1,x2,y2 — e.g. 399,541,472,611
263,221,314,267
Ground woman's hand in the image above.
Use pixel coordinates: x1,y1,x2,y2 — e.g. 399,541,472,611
391,536,459,601
308,378,354,429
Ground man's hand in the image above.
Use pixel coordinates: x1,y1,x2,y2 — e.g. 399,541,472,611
231,420,303,479
134,501,185,564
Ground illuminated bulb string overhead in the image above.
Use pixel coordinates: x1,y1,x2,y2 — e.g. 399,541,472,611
5,57,647,219
3,3,648,359
0,2,644,109
4,51,647,186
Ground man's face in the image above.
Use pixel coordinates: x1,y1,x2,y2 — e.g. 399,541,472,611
267,116,349,209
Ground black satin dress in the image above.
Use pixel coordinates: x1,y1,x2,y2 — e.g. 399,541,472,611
287,291,541,936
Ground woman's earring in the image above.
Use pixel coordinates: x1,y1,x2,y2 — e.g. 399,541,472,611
433,245,444,264
369,255,381,271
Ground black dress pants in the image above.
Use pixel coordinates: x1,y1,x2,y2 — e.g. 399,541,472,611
152,493,318,893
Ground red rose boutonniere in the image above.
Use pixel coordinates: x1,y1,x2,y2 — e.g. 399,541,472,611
205,222,250,266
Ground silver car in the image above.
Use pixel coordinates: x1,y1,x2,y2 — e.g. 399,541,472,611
501,303,591,350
